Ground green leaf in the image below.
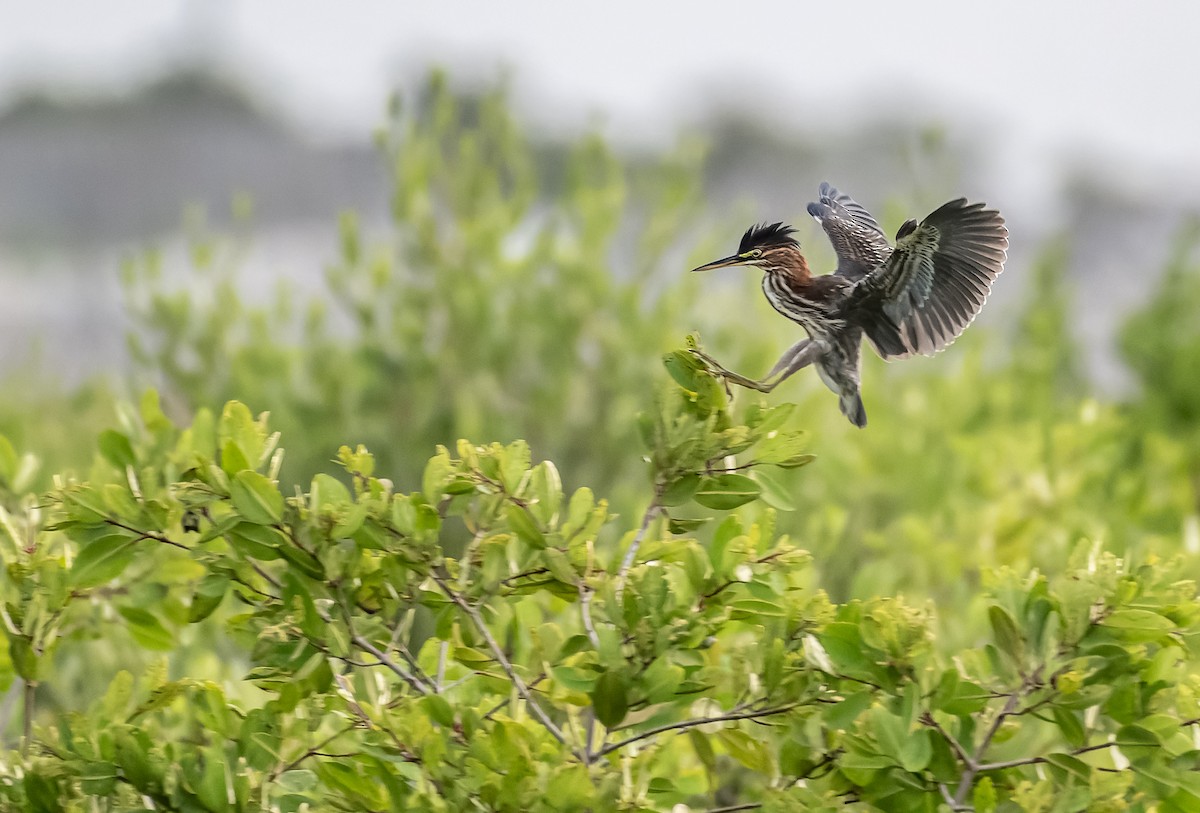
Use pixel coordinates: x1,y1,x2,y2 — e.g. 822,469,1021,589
752,429,809,466
545,764,593,808
750,468,797,511
1104,608,1175,633
24,771,65,813
717,729,775,774
118,607,175,650
1045,753,1091,780
506,505,546,548
1052,706,1086,748
667,516,709,534
218,401,264,473
8,636,38,681
988,605,1025,664
421,694,456,728
422,447,454,502
591,668,629,728
311,473,352,510
823,691,873,730
220,439,251,474
528,460,562,525
98,430,136,469
562,487,595,538
693,473,760,510
870,707,931,772
660,473,700,507
188,574,229,623
729,598,786,620
664,350,705,392
71,532,139,587
542,548,578,586
551,665,600,693
973,776,997,813
225,522,285,561
230,470,284,524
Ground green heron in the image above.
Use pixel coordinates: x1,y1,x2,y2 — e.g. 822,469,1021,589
691,183,1008,427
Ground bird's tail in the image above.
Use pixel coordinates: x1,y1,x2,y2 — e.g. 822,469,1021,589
841,391,867,428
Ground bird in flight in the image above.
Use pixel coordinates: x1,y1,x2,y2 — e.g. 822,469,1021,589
690,183,1008,427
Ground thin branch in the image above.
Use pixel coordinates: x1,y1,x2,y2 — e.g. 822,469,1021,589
921,712,977,771
597,703,795,759
21,680,35,758
579,582,601,650
272,724,357,778
436,642,449,692
977,740,1142,772
953,691,1021,807
937,783,964,811
350,632,433,695
614,499,661,603
249,561,282,590
105,519,188,550
432,573,579,758
706,805,761,813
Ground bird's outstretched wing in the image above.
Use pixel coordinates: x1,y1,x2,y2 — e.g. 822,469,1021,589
806,182,892,281
850,198,1007,360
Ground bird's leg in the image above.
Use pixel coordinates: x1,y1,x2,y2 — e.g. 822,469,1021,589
692,339,821,393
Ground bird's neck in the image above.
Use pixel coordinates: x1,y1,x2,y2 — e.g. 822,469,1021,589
770,250,811,284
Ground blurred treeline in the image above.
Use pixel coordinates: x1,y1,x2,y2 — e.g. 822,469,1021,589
1,72,1198,634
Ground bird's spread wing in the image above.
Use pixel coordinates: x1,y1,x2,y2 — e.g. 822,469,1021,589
806,182,892,281
850,198,1008,360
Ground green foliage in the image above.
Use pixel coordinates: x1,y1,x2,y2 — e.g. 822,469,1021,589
1,71,1199,812
0,350,1198,811
122,71,709,508
1121,220,1200,457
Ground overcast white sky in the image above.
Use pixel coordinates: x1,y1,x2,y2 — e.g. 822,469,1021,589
3,1,1199,200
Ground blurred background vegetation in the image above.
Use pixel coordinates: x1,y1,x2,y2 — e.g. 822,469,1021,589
1,5,1199,746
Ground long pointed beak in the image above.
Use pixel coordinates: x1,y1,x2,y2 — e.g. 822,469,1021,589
690,254,745,273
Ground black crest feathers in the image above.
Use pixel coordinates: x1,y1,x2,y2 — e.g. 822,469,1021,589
738,222,798,254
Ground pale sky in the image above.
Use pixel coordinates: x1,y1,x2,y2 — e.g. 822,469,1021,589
2,2,1199,203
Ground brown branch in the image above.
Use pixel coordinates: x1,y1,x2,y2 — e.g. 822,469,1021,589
614,498,662,603
21,680,35,758
431,573,579,758
953,691,1021,807
596,703,795,759
105,519,188,550
350,632,434,695
921,712,977,771
579,582,601,650
978,740,1146,772
271,724,357,778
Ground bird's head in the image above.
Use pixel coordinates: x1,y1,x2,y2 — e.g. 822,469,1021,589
690,222,808,279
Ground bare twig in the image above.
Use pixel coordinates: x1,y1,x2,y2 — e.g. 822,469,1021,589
432,573,579,758
977,740,1140,772
105,519,188,550
21,680,35,757
271,724,357,778
614,499,661,603
953,691,1021,807
579,582,601,650
921,712,978,771
249,561,282,590
938,782,962,811
596,703,795,759
350,632,433,696
706,805,761,813
436,642,448,692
